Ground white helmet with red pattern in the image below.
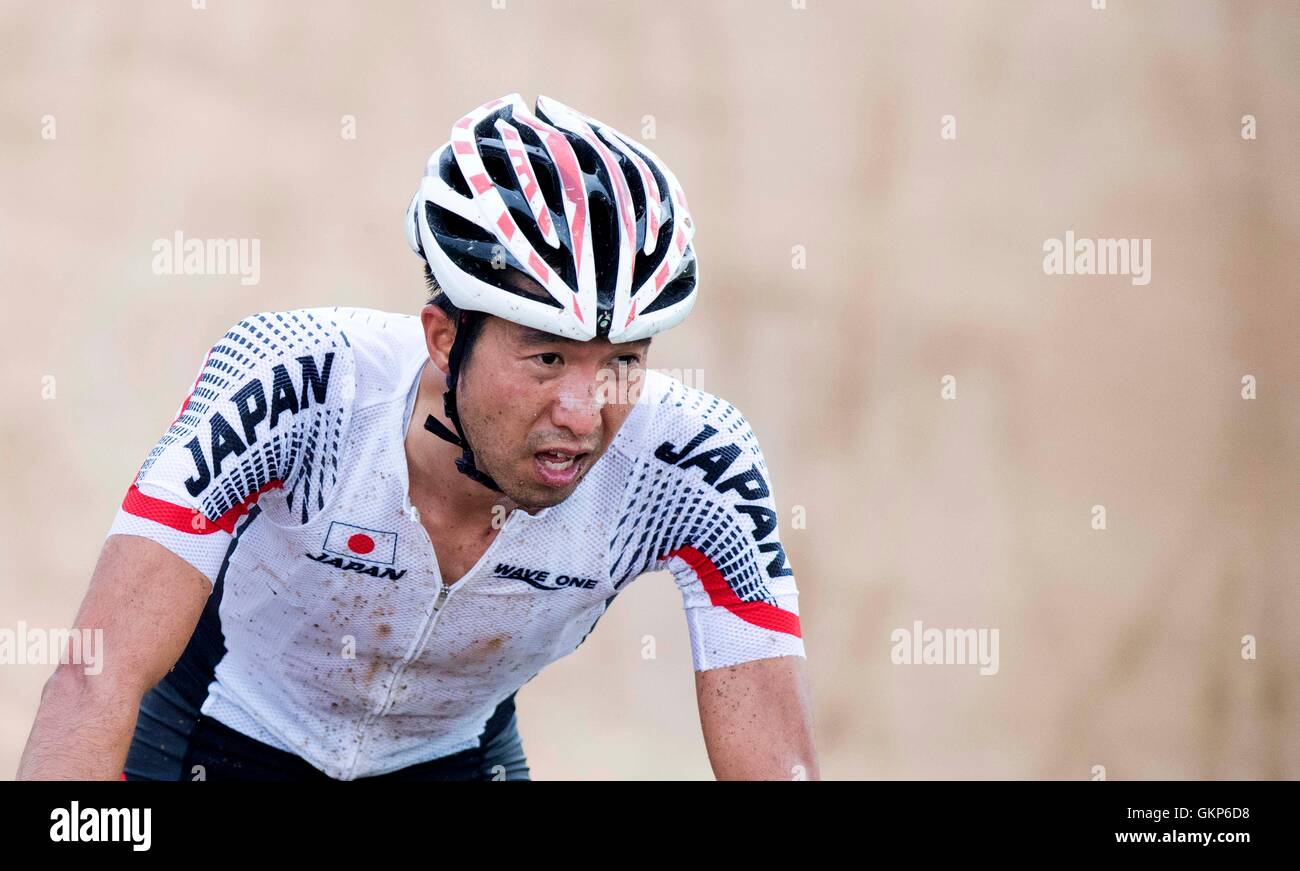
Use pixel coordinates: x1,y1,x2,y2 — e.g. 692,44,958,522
407,93,699,343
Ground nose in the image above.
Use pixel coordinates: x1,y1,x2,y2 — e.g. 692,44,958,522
546,369,606,442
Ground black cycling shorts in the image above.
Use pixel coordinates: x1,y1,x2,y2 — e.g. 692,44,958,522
124,682,530,782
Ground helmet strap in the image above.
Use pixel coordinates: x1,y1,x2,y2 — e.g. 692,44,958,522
422,310,505,494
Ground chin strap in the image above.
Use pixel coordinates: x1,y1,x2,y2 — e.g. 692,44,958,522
422,311,504,494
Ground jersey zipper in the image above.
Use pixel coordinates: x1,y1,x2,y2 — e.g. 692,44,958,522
376,581,450,716
343,505,518,776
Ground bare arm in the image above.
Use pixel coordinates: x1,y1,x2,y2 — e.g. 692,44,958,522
16,534,211,780
695,654,819,781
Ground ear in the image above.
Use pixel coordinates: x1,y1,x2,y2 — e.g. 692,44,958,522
420,304,457,375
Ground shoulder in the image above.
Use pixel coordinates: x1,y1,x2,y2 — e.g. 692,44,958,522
605,368,780,555
610,369,769,485
131,306,422,528
201,308,352,387
195,306,423,412
313,307,427,409
180,308,358,432
605,370,794,600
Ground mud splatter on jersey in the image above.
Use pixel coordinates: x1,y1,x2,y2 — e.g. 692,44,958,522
109,306,803,779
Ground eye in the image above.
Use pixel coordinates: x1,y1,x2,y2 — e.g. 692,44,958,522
534,352,562,366
616,354,642,366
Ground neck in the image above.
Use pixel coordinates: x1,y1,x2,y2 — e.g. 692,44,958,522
404,359,519,526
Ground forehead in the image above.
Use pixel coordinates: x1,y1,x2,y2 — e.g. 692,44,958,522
500,320,651,352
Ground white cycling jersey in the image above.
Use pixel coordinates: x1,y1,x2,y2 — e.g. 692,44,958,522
109,306,804,779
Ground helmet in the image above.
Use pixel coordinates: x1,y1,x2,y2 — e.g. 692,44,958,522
406,94,699,492
407,93,699,342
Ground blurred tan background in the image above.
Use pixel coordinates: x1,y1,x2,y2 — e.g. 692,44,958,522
2,0,1297,779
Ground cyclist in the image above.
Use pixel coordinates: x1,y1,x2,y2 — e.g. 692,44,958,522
18,94,816,781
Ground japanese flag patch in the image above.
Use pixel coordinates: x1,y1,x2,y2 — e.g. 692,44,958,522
322,521,398,565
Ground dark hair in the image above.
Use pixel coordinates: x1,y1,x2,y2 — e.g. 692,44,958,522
424,263,453,313
424,263,487,364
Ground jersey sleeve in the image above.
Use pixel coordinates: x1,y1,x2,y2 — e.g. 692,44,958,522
635,391,805,672
107,310,355,584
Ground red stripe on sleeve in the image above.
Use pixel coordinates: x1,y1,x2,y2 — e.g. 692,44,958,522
121,484,223,535
121,478,283,535
663,545,802,638
210,479,283,533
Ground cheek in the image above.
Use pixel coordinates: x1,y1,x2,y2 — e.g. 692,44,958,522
600,402,633,438
504,376,548,415
475,373,548,433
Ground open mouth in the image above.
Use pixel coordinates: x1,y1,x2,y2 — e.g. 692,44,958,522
533,449,590,487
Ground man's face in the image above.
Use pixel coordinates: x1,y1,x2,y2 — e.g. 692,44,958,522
456,316,651,509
